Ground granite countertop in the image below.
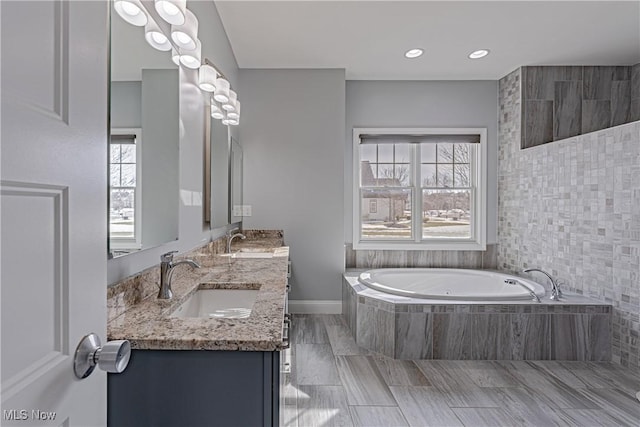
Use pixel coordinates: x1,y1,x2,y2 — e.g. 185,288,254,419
108,245,289,351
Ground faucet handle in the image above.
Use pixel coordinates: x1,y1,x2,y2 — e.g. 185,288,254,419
160,250,178,263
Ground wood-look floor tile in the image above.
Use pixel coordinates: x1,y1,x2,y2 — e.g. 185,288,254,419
325,324,368,356
283,404,299,427
526,361,588,388
295,344,341,385
452,407,522,427
413,360,500,407
349,406,409,427
336,356,397,406
322,314,347,327
373,356,431,386
390,386,463,427
296,385,354,427
556,408,632,426
558,361,640,394
292,314,330,344
491,387,567,426
494,361,600,409
578,388,640,426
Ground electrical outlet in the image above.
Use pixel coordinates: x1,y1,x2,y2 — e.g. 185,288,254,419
232,205,242,217
242,205,252,216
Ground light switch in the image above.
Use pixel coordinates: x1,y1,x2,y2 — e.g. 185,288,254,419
232,205,242,217
242,205,252,216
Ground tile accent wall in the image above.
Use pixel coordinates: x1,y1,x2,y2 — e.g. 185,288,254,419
632,63,640,122
498,68,640,368
522,65,639,148
345,244,498,270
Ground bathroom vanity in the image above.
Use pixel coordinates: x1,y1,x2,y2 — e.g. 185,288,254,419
107,234,289,427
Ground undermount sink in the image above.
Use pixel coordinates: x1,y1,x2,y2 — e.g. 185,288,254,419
170,287,260,319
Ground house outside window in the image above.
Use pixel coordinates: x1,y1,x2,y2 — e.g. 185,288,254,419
109,129,142,250
353,128,487,250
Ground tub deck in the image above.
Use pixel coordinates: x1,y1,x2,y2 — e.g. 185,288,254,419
343,271,612,361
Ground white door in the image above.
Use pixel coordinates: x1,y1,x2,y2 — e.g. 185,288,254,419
1,1,108,426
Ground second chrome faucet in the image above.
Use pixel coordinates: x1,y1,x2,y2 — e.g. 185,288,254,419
158,251,200,299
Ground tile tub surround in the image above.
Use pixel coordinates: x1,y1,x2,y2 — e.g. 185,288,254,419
498,68,640,369
342,273,611,361
107,232,289,351
345,243,498,270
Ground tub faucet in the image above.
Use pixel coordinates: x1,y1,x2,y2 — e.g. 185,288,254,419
158,251,200,299
523,268,562,301
227,229,246,253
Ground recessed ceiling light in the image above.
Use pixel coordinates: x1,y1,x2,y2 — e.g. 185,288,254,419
468,49,490,59
404,48,424,59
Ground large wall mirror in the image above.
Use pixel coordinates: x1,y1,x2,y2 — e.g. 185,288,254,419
229,137,243,224
109,4,179,258
208,111,231,228
206,113,243,228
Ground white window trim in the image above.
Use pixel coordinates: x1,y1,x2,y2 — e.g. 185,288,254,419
110,127,143,251
352,127,487,251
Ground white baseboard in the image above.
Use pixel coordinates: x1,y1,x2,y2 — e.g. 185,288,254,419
288,300,342,314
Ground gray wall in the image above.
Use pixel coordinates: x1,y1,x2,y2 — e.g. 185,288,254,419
141,69,179,248
110,82,141,127
345,80,499,246
498,68,640,369
239,69,346,301
108,1,239,284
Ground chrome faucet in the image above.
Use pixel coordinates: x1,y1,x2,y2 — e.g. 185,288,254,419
158,251,200,299
523,268,562,301
505,278,541,303
227,229,246,253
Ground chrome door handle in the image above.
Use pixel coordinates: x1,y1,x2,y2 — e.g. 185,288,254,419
73,333,131,379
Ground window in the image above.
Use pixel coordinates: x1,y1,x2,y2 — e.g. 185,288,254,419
109,129,142,250
353,128,487,250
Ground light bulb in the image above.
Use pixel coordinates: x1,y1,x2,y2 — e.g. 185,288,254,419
154,0,186,26
114,0,148,26
199,64,217,92
213,77,230,103
222,90,237,112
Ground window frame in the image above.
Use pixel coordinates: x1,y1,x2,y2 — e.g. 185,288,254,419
109,127,142,251
353,127,487,251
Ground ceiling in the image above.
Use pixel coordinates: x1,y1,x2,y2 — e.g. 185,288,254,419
214,0,640,80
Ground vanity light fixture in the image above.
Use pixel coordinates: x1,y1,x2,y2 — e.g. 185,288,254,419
171,48,180,66
468,49,490,59
198,64,217,92
154,0,186,26
211,101,225,120
171,9,198,50
404,48,424,59
144,20,172,51
114,0,148,26
179,39,202,69
213,77,230,103
222,90,237,112
227,101,240,120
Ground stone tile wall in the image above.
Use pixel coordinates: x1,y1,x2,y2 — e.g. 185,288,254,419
498,68,640,368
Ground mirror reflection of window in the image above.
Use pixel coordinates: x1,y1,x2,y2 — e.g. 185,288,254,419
109,130,142,251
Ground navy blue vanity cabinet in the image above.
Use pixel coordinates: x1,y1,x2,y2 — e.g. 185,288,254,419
108,350,281,427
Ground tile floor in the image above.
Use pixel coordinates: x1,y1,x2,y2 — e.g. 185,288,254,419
283,314,640,427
